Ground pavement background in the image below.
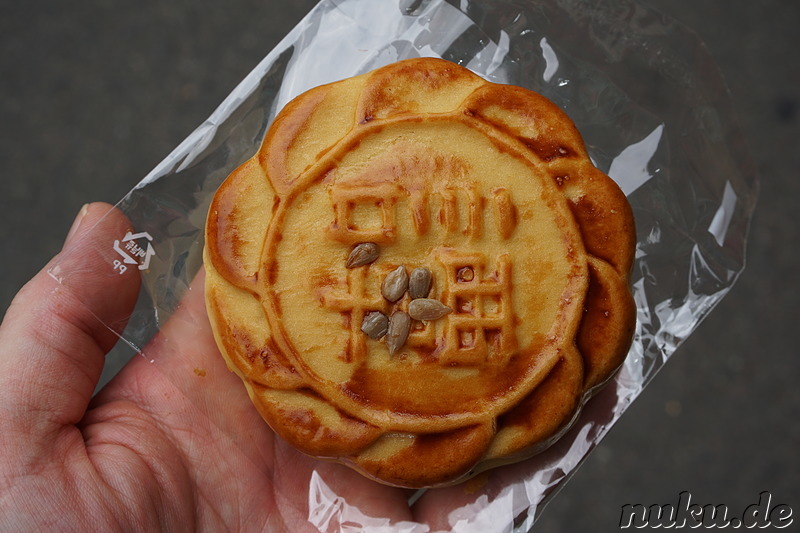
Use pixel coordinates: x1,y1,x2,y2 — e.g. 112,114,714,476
1,1,797,531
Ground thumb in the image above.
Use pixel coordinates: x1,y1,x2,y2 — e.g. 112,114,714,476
0,202,140,441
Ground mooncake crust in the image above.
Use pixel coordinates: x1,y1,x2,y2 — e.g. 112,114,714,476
204,58,635,488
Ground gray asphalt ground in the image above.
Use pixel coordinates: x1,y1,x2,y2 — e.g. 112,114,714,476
1,1,797,531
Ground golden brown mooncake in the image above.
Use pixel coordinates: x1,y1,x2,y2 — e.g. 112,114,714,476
203,57,636,488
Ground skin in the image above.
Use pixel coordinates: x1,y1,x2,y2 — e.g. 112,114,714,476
0,202,564,532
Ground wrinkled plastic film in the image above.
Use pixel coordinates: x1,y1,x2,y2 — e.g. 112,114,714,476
47,0,757,530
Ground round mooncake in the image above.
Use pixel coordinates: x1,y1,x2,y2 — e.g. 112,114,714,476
204,58,636,488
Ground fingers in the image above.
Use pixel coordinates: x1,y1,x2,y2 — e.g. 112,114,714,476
98,267,283,469
98,269,419,530
412,384,625,529
271,442,417,530
0,203,141,438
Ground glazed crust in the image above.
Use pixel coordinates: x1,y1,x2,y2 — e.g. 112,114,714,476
204,58,636,488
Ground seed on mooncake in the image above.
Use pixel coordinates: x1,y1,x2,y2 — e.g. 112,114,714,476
346,242,380,268
386,311,411,356
409,298,453,321
361,311,389,339
381,265,409,302
408,267,432,299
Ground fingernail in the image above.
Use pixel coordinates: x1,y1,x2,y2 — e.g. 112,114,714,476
64,203,90,248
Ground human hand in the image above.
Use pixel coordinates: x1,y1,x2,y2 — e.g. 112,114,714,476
0,203,439,531
1,201,595,532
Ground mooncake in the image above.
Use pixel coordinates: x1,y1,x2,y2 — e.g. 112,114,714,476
204,58,636,488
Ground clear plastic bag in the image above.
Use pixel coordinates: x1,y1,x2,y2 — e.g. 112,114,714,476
49,0,757,530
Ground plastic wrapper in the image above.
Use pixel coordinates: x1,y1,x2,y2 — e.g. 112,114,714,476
48,0,757,530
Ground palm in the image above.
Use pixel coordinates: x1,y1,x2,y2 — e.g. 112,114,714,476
0,204,419,532
83,273,416,531
1,203,510,531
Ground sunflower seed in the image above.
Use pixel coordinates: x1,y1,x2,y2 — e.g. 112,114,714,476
361,311,389,339
381,265,408,302
408,267,432,299
346,242,379,268
408,298,453,321
386,311,411,356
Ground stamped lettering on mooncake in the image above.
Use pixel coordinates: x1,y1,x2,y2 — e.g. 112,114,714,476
315,166,520,366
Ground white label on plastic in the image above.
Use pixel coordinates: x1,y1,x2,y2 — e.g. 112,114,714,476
112,231,156,274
